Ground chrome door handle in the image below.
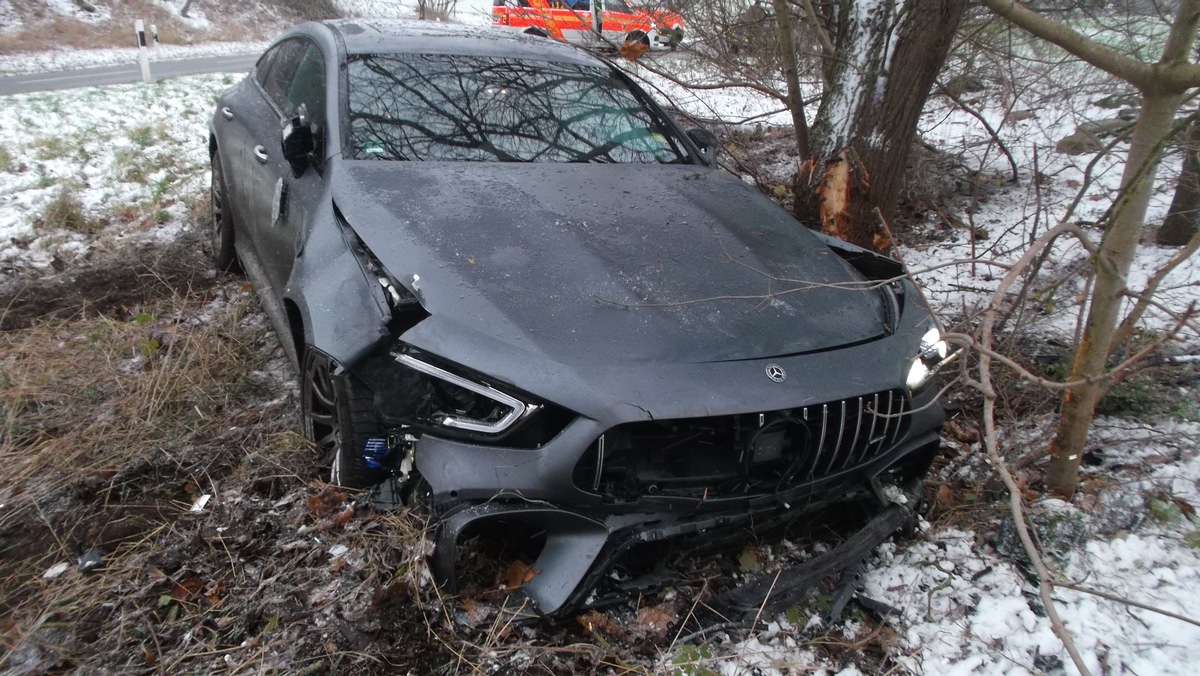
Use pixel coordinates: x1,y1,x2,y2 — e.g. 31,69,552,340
253,145,268,163
221,107,233,120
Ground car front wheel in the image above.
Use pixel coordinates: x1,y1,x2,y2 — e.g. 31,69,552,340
301,348,388,488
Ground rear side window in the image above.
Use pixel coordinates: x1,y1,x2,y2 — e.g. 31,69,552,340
254,48,277,88
260,39,308,112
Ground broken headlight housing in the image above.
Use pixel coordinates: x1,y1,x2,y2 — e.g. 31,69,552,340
357,347,570,446
906,325,950,393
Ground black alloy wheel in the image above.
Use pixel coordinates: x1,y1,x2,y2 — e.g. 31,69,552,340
301,349,388,488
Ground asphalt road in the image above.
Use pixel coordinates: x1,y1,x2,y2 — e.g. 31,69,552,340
0,52,258,96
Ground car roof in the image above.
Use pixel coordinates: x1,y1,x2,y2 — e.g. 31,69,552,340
322,19,606,67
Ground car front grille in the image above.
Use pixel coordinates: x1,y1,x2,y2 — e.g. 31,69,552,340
573,390,911,500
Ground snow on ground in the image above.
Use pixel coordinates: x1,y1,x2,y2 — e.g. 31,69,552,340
909,56,1200,345
0,72,237,270
0,0,19,32
45,0,112,24
151,0,212,30
856,418,1200,676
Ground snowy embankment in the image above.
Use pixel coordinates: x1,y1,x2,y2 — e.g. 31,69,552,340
0,74,233,270
0,38,1197,675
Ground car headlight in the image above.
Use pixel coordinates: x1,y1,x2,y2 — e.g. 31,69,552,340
393,353,537,434
907,325,950,392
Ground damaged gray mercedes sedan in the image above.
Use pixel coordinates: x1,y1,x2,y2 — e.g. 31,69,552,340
209,19,950,619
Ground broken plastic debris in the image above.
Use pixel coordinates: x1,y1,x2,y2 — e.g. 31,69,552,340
189,494,212,513
328,544,349,558
78,549,103,573
42,562,70,579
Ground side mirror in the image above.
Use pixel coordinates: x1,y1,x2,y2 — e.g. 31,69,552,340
686,127,717,166
281,103,316,175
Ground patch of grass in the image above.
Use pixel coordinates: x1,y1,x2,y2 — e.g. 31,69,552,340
114,146,175,186
128,123,158,147
37,183,98,234
0,144,12,172
32,136,72,161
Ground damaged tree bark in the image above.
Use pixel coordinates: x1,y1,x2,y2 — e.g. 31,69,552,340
794,0,965,253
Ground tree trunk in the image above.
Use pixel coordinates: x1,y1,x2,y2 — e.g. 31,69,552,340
793,0,964,253
180,0,193,17
1046,92,1185,497
1158,113,1200,246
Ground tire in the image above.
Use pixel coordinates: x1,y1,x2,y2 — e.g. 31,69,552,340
626,29,650,47
523,27,549,38
209,153,241,274
302,348,389,488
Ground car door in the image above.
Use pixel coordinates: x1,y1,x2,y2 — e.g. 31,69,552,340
238,37,315,291
212,47,277,242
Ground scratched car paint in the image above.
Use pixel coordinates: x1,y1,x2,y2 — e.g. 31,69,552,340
208,19,950,618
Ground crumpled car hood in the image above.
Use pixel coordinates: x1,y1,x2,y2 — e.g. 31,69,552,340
331,161,887,364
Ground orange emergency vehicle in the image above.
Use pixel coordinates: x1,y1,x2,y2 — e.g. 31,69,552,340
492,0,684,49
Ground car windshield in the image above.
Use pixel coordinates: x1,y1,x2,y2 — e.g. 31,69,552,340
345,53,690,163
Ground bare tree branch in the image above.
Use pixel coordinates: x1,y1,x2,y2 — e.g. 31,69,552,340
1112,225,1200,347
1058,581,1200,629
934,81,1019,183
796,0,835,57
980,0,1155,88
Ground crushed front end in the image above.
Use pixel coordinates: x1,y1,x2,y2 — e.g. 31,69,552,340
343,317,947,620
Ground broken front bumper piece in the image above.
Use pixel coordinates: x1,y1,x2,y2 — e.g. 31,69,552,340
415,425,938,620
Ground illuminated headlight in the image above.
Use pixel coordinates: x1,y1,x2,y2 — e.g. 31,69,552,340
907,326,950,392
392,354,537,435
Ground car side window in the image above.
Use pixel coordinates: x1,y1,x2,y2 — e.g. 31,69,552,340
286,45,326,129
253,47,277,88
260,39,307,113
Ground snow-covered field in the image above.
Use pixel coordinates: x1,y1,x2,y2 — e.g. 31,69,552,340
1,23,1198,676
0,73,234,270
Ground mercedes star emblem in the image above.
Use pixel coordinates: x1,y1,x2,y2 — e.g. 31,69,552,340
765,364,786,383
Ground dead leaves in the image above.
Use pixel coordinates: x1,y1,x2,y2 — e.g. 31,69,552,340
577,610,622,637
306,485,356,530
575,601,678,641
738,544,763,573
496,559,539,591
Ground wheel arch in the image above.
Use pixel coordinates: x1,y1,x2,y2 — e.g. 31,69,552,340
284,297,307,371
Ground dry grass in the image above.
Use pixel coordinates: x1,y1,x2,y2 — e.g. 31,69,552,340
0,0,320,53
35,183,96,234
